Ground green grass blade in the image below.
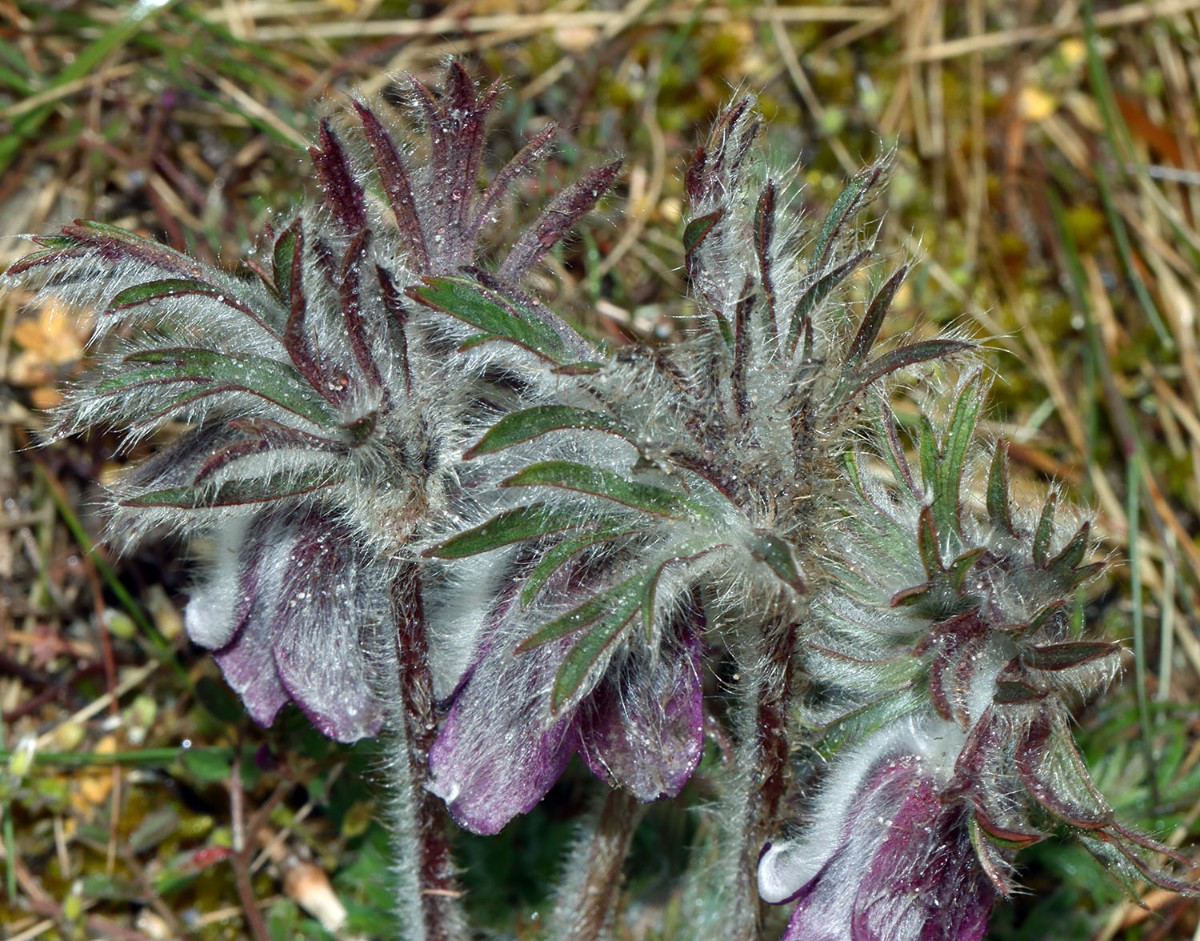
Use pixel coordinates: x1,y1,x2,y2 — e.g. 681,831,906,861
0,0,182,176
36,464,182,676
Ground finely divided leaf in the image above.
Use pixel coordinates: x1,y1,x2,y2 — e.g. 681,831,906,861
409,275,575,364
846,266,907,367
551,593,643,711
354,101,430,271
467,406,635,458
1024,641,1119,672
272,219,301,301
101,348,336,426
428,504,582,559
930,377,984,537
499,160,622,281
987,440,1014,534
683,210,723,256
121,469,334,509
311,119,367,234
1032,496,1057,568
519,520,641,607
847,339,973,402
810,161,886,271
788,250,869,354
61,220,208,278
516,573,652,711
503,460,697,518
516,572,647,655
109,279,230,310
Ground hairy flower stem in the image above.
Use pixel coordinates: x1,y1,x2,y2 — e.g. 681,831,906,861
757,621,800,826
387,565,465,941
550,788,644,941
710,680,765,940
703,622,799,941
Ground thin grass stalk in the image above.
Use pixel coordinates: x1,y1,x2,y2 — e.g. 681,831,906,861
1080,2,1175,348
1048,186,1162,803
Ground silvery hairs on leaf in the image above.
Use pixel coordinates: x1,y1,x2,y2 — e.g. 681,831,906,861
6,62,619,743
421,92,972,839
758,374,1196,939
9,58,1192,941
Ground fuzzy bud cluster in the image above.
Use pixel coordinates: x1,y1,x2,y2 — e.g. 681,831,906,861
6,64,1192,941
757,377,1193,939
422,93,973,847
7,64,616,745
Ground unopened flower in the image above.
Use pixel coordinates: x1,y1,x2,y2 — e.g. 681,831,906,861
759,722,994,941
12,58,1191,941
427,570,704,834
762,376,1196,937
186,510,387,741
424,94,968,835
9,63,617,743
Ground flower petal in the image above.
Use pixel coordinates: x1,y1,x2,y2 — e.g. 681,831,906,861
852,771,994,941
760,840,832,907
208,517,290,727
774,751,995,941
576,629,703,801
760,724,923,905
199,510,385,742
185,517,256,650
265,511,385,742
428,637,578,835
213,615,290,729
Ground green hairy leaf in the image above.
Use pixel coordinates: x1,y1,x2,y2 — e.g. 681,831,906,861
503,461,700,518
428,504,582,559
519,520,642,607
9,62,1175,941
409,274,580,364
100,348,337,426
121,469,335,509
466,406,636,457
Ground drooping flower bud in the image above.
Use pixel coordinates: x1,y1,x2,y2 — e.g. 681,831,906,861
760,722,994,941
8,64,618,743
760,374,1195,938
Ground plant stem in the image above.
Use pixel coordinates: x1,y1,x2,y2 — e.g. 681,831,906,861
757,620,799,832
696,619,799,941
714,674,767,941
228,740,270,941
389,564,465,941
551,788,644,941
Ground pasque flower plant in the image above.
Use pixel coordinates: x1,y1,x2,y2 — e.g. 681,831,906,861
7,62,1195,941
758,379,1197,939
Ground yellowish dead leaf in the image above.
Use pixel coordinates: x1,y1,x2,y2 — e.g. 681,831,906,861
1018,86,1057,123
11,299,88,368
146,584,184,641
29,385,65,409
9,299,91,408
72,734,119,812
285,861,348,933
1058,37,1087,70
553,27,600,53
